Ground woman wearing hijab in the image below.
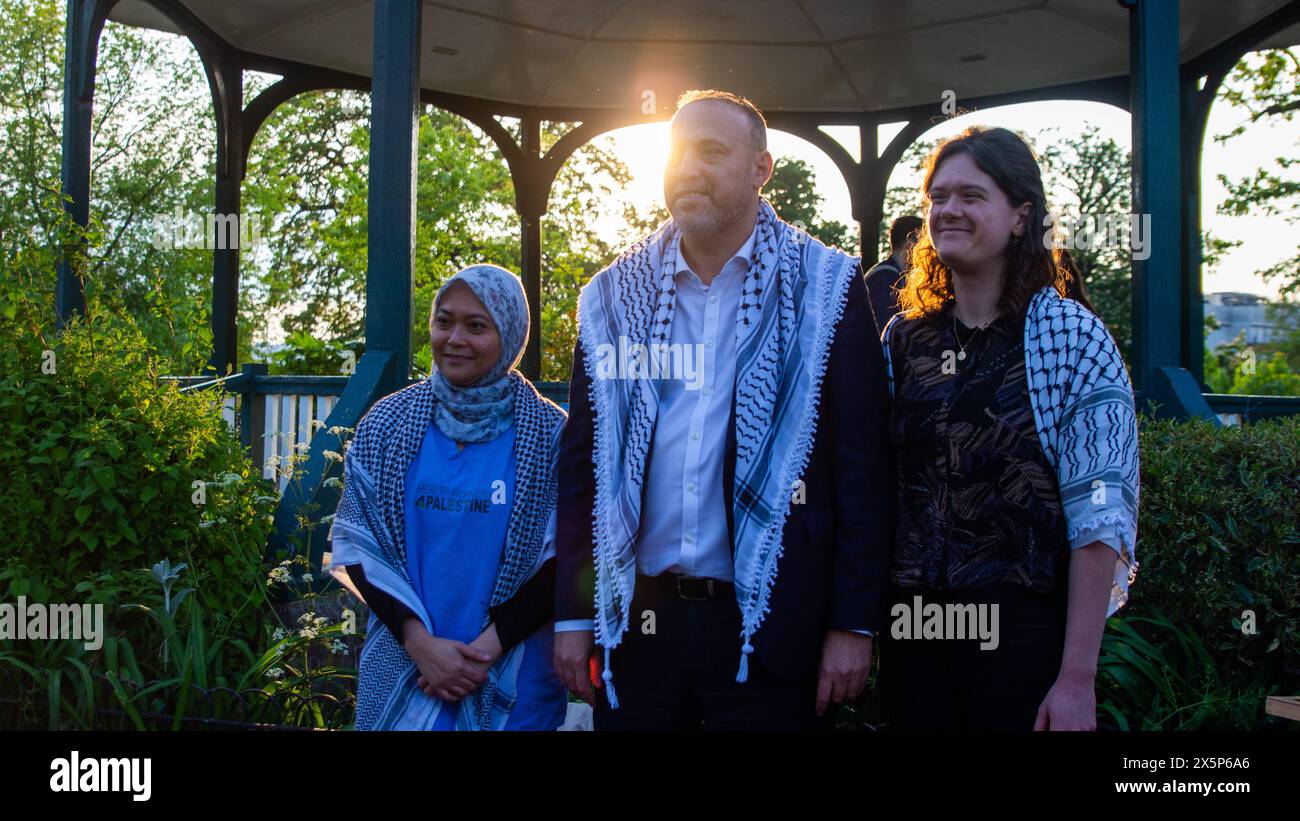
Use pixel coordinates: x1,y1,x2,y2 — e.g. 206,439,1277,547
879,126,1139,730
330,264,568,731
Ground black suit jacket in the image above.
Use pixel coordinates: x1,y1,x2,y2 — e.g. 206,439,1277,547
555,268,894,678
864,255,904,336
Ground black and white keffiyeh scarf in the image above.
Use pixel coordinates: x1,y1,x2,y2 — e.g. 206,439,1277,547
577,199,860,705
330,374,565,729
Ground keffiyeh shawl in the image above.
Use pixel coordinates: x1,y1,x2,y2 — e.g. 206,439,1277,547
330,374,565,730
881,285,1140,614
577,198,860,704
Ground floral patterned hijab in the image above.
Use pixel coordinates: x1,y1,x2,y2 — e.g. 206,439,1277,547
428,264,530,443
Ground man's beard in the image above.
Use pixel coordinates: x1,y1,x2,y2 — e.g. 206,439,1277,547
668,186,752,239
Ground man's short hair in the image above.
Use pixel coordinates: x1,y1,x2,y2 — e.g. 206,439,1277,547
676,89,768,153
889,215,924,253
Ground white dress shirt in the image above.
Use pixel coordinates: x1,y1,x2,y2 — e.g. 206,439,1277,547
555,219,872,636
633,224,754,581
554,224,752,634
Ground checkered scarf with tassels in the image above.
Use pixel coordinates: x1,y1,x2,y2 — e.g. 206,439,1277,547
330,374,565,729
880,285,1140,615
576,199,860,706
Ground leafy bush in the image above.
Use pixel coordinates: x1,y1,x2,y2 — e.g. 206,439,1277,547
0,559,356,730
1098,415,1300,729
0,225,276,675
1097,611,1278,730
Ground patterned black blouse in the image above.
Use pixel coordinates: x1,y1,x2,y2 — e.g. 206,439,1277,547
887,306,1070,594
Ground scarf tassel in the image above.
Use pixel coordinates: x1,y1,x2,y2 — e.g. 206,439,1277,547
602,647,619,709
735,638,755,683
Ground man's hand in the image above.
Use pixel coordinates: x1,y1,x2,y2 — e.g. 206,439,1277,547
553,629,597,706
816,629,873,716
401,617,492,702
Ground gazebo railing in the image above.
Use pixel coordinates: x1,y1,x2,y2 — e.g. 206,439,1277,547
163,365,347,490
1203,393,1300,426
164,367,573,491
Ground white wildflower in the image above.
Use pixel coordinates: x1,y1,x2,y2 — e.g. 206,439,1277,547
266,566,291,586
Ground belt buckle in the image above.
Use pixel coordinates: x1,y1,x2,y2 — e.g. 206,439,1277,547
675,575,712,601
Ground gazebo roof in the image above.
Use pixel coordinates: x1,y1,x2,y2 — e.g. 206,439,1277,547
110,0,1300,113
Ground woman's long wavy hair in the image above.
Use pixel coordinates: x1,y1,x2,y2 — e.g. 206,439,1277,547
897,125,1092,321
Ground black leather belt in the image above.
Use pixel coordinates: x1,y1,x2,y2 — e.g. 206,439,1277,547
640,572,735,601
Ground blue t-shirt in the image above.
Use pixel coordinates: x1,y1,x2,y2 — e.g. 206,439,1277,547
404,421,566,731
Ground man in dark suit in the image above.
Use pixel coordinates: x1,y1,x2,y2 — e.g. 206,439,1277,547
865,215,922,334
552,90,894,730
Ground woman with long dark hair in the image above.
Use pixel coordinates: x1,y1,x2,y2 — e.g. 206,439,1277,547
880,126,1139,730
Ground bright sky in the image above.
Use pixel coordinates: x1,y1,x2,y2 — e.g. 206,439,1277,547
598,89,1296,300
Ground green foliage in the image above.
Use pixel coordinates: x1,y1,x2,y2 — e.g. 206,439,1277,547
263,329,364,377
880,137,937,258
1039,125,1135,360
0,213,276,660
765,157,856,252
0,560,356,730
1105,416,1300,728
1205,302,1300,397
0,0,217,374
1097,611,1278,730
1213,48,1300,299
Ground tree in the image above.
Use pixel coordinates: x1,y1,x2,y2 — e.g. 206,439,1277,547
1212,47,1299,298
880,138,937,259
764,157,855,252
0,0,217,373
1039,126,1136,359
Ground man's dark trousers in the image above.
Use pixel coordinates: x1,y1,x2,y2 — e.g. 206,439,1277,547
592,574,839,731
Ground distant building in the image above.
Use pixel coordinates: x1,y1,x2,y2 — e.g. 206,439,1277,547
1204,292,1281,350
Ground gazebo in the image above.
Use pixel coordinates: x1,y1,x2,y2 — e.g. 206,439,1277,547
55,0,1300,568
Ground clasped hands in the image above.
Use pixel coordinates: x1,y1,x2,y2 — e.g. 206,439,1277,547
401,617,502,703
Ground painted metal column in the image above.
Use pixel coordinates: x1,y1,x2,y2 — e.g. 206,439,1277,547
56,0,109,325
209,55,243,376
1126,0,1215,418
365,0,422,391
1179,70,1209,386
517,115,544,381
857,121,883,262
267,0,424,573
